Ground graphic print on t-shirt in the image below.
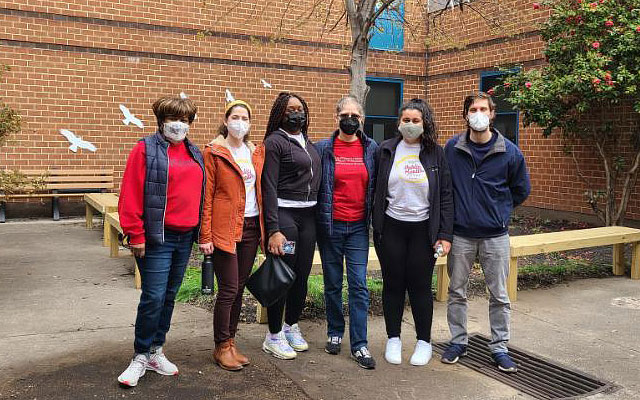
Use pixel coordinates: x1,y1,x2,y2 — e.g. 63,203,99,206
394,154,428,185
230,144,259,217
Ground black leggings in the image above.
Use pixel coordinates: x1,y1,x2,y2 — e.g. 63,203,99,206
376,215,435,342
267,206,316,334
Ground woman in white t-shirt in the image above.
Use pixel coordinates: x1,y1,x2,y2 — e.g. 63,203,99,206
372,99,454,367
198,100,265,371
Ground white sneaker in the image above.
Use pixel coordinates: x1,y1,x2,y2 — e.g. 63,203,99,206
385,337,402,365
262,331,297,360
283,323,309,352
118,354,148,387
409,340,433,366
148,346,179,375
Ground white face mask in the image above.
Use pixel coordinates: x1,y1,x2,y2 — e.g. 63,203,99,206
163,121,189,143
468,112,490,132
398,122,423,140
227,119,250,140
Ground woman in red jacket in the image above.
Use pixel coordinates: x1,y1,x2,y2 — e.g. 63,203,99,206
117,96,204,387
198,100,265,371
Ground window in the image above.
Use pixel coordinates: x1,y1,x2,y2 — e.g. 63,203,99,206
480,71,519,145
364,78,403,143
369,0,404,51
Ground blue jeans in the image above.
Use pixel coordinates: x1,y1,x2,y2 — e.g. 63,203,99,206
318,220,370,352
134,230,194,354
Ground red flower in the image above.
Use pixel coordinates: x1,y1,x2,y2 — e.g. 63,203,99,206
636,26,640,33
592,77,601,85
578,0,583,3
606,81,614,86
487,88,495,96
525,82,533,89
533,2,540,9
604,72,612,80
605,20,614,27
504,82,512,88
589,2,597,9
599,0,605,3
592,41,600,49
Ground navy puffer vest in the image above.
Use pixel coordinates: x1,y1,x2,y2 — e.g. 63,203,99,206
142,131,205,246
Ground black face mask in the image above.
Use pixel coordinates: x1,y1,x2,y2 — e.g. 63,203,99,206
339,116,360,135
282,111,306,133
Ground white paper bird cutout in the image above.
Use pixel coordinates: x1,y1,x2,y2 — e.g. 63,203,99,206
119,104,145,129
261,79,272,89
59,129,97,153
225,89,235,102
179,92,188,99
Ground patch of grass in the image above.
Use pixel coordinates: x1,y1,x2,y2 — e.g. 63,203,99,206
176,267,217,303
519,258,609,277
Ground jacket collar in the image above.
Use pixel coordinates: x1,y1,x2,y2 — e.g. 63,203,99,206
454,127,506,157
208,134,256,154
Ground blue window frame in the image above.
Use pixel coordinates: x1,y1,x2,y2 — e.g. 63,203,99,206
364,77,404,143
369,0,404,51
480,71,519,145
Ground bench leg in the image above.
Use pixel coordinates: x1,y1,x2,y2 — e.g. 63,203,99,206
109,224,119,258
256,304,268,324
103,217,110,247
613,243,625,276
134,258,142,289
435,262,449,302
85,204,94,229
507,257,518,302
0,201,5,223
632,243,640,280
52,196,60,221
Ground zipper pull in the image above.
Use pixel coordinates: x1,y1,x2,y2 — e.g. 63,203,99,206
471,172,476,179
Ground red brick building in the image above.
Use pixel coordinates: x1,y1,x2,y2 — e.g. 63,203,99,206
0,0,638,222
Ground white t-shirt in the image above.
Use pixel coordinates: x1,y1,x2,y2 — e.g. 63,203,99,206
385,140,430,222
229,143,260,217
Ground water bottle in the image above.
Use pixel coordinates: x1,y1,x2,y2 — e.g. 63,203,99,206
201,254,214,295
434,243,445,259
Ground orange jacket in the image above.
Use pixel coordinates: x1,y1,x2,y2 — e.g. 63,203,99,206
199,135,265,254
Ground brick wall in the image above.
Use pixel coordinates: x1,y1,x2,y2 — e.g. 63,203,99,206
0,0,426,186
425,0,640,222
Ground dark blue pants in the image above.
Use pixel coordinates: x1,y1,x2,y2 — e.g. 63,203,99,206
134,230,193,354
318,220,370,352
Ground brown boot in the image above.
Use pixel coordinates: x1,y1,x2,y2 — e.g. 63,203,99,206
229,338,250,366
214,340,243,371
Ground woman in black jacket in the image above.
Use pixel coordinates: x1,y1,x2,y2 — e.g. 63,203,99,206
372,98,453,366
261,92,321,360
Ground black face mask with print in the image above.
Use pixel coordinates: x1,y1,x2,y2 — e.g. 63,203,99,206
339,116,360,135
282,111,306,133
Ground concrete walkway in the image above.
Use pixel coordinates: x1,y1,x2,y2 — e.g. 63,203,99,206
1,221,638,399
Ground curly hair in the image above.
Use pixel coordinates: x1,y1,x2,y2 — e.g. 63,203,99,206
264,92,310,139
398,98,438,151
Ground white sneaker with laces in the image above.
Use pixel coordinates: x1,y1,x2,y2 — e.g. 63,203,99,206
385,337,402,365
262,331,297,360
148,346,179,375
118,353,149,387
409,340,433,366
283,323,309,352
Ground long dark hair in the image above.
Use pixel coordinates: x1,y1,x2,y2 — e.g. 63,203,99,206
264,92,310,139
218,103,252,143
398,98,438,152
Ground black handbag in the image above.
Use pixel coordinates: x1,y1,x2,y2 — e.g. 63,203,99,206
246,254,296,307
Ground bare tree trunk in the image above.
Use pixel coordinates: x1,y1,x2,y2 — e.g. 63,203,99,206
614,148,640,225
344,0,376,107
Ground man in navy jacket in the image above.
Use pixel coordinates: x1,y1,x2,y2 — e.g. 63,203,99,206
441,92,530,373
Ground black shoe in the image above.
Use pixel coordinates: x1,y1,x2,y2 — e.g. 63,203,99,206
351,346,376,369
325,336,342,355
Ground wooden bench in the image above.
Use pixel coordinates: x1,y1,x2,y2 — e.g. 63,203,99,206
256,226,640,322
105,211,141,290
84,193,119,247
0,169,114,222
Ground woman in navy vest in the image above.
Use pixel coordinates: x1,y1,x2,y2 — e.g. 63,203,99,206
117,96,205,387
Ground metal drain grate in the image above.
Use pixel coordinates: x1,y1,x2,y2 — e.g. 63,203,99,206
433,334,619,399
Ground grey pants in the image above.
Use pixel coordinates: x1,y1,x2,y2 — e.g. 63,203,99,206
446,234,511,353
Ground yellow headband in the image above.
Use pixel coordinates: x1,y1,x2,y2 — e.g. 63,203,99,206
225,100,252,117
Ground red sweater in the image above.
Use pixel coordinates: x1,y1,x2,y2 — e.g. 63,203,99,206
333,138,368,222
118,141,203,244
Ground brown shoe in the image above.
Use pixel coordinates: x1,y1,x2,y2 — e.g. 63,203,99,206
229,338,250,366
214,340,243,371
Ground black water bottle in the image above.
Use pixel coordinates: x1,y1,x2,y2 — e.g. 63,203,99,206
201,254,214,295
